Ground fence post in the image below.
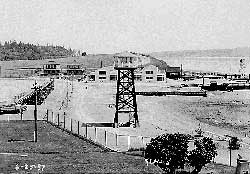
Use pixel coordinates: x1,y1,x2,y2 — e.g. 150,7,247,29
63,112,65,129
115,133,118,147
70,118,72,132
105,130,107,147
57,113,60,126
51,111,54,123
128,135,131,151
20,110,23,121
94,127,97,142
46,109,49,122
85,124,88,138
77,121,79,135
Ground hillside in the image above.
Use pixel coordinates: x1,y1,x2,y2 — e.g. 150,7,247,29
0,52,170,77
150,47,250,58
0,40,74,61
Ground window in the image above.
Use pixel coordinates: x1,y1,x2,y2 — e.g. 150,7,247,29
146,71,153,74
146,76,153,79
68,65,80,69
46,64,56,69
99,71,106,75
90,75,95,81
99,76,106,80
110,75,117,81
135,75,142,81
157,75,164,81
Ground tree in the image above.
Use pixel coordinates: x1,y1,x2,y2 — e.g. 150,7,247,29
145,134,217,174
188,137,217,174
145,133,190,173
228,136,240,150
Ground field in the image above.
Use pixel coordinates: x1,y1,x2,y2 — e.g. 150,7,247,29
0,78,48,105
0,55,114,78
0,120,161,173
2,78,250,168
68,80,250,166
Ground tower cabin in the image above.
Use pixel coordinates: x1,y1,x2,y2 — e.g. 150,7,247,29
113,51,150,68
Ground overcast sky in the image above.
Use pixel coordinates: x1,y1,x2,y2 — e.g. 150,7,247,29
0,0,250,54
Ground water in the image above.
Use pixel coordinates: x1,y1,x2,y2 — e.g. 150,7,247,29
159,57,250,74
0,78,47,104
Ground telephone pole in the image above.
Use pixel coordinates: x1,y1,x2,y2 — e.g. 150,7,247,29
31,80,38,142
229,139,232,166
71,73,74,93
66,76,69,107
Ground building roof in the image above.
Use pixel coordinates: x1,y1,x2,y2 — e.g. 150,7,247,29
97,66,114,71
166,67,181,72
114,51,139,58
45,61,60,65
66,63,81,66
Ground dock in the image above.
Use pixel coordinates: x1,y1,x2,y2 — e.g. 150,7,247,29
15,79,54,105
135,91,207,97
201,83,250,91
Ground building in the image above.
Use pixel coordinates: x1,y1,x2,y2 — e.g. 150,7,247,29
140,65,166,82
89,66,115,82
17,67,41,77
63,63,85,75
88,65,166,83
165,67,181,79
42,61,61,76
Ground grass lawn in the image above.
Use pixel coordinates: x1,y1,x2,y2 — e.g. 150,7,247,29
0,120,161,173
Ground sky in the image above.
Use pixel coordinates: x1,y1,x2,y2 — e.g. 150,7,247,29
0,0,250,54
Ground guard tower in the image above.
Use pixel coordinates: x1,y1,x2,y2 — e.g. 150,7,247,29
114,51,140,128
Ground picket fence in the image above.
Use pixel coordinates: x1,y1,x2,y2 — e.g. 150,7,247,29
44,109,152,152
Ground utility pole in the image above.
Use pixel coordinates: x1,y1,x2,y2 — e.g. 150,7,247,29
66,76,69,107
229,139,232,166
32,80,38,142
71,73,74,93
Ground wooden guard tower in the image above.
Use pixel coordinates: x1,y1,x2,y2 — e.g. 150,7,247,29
114,52,140,128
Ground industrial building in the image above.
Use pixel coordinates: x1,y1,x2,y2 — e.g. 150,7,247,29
42,61,61,76
61,62,85,76
88,64,166,83
41,60,84,76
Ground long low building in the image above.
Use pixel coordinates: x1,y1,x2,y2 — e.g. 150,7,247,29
88,64,166,83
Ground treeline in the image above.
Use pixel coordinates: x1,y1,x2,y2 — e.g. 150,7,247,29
0,40,74,61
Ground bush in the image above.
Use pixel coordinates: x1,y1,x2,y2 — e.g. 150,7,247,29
145,133,217,174
228,137,240,150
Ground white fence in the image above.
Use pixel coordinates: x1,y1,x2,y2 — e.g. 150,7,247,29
45,109,151,152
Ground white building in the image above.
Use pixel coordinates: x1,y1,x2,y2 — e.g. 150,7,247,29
88,65,166,83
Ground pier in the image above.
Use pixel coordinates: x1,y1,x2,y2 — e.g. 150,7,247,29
135,91,207,97
15,79,54,105
201,83,250,91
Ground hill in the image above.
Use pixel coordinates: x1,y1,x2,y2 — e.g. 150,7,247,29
0,52,170,77
150,47,250,58
0,40,74,61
